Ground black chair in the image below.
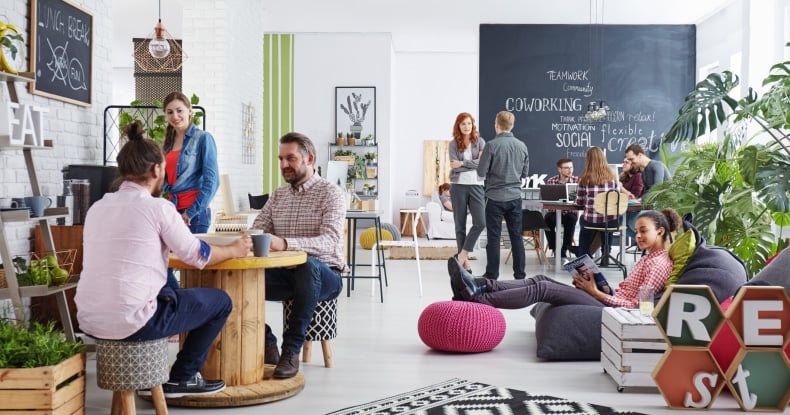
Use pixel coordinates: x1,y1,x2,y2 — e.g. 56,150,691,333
584,190,628,280
248,193,269,210
505,209,549,265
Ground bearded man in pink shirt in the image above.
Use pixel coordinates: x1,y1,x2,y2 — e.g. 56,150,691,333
75,122,251,398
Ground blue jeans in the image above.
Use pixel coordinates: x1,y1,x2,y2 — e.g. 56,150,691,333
166,207,212,290
123,285,232,382
264,256,343,353
473,275,605,309
578,217,621,258
484,198,525,279
449,184,486,253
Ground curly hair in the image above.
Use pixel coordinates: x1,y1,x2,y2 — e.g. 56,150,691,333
452,112,479,152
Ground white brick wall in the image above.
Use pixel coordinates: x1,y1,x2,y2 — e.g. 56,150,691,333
182,0,264,212
0,0,112,257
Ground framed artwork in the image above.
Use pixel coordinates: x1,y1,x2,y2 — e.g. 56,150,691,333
335,87,376,141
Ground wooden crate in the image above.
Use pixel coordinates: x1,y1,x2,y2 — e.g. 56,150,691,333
601,307,666,392
0,352,85,414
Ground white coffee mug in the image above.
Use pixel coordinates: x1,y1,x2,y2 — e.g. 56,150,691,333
0,198,18,209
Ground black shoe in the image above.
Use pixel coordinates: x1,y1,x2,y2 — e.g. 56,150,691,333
448,256,469,300
274,349,300,379
264,342,280,365
449,256,486,297
162,372,225,398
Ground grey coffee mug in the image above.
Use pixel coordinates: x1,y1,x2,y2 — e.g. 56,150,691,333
25,196,52,217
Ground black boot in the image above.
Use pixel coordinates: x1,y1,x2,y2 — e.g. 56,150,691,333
448,256,487,298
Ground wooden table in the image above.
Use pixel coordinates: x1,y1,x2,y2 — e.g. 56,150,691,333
167,251,307,407
400,209,427,237
537,201,642,270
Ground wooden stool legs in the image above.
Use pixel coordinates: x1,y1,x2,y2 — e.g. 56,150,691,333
302,340,334,368
109,385,167,415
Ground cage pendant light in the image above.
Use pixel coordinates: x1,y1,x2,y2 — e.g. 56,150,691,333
132,0,187,73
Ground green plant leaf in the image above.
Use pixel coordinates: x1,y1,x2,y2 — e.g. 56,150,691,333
664,71,740,143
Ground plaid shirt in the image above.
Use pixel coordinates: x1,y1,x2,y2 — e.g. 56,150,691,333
574,180,620,223
603,249,672,308
252,173,347,271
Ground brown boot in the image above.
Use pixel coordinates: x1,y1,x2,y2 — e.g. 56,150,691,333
273,349,300,379
264,342,280,365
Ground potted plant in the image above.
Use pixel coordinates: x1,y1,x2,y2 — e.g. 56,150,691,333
353,155,367,179
333,149,356,165
651,51,790,275
346,132,356,146
362,134,375,146
336,132,345,146
364,152,377,165
363,183,376,196
0,320,85,413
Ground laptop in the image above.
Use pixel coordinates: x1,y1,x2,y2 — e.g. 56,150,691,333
539,184,567,201
565,183,578,202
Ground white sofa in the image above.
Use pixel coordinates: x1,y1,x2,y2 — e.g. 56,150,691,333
425,201,456,240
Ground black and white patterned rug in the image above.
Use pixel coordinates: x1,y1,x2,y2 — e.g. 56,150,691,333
325,378,647,415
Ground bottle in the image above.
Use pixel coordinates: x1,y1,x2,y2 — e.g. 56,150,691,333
71,179,90,225
56,179,73,226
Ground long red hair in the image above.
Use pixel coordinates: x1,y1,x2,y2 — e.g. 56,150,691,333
452,112,479,152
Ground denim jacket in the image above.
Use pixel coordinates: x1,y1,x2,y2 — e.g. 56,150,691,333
162,124,219,220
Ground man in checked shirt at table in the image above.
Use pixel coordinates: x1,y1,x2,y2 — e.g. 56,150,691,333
250,132,345,379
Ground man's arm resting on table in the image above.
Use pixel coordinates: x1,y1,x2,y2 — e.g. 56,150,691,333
206,236,252,266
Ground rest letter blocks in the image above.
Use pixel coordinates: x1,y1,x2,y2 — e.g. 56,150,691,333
652,285,790,411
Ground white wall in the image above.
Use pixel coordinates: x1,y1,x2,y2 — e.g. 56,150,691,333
1,0,111,256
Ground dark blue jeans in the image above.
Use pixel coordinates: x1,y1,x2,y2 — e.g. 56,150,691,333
264,256,343,353
578,217,621,258
124,285,232,382
167,207,212,290
484,198,525,279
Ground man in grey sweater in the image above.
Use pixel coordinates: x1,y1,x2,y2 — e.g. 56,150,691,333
477,111,530,280
624,143,671,193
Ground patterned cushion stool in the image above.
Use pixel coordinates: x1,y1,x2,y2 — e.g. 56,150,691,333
283,298,338,367
96,338,169,415
418,301,506,353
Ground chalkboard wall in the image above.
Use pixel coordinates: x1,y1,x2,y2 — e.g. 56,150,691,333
30,0,93,106
479,24,695,178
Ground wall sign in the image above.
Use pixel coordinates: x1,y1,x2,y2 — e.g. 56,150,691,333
479,24,695,176
29,0,93,106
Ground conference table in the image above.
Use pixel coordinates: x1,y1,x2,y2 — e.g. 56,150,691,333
167,251,307,407
536,200,642,270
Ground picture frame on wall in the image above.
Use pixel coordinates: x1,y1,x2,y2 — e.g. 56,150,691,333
336,86,376,142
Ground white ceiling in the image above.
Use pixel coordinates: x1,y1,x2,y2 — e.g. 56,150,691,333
112,0,733,67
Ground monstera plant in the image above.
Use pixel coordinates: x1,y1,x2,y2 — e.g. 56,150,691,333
646,50,790,276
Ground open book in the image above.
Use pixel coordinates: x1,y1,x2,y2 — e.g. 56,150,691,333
563,254,613,295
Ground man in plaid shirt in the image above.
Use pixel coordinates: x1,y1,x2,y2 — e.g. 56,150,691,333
544,158,579,258
251,132,344,379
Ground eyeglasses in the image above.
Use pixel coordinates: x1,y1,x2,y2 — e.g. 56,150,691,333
560,166,573,170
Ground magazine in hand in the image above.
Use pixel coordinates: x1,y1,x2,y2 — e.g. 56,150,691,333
563,254,613,295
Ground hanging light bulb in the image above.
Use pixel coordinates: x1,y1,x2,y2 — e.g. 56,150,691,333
148,19,171,59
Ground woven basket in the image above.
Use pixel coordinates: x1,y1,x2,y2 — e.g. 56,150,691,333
31,249,77,284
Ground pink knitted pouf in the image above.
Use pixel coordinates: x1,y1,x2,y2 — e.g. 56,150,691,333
418,300,506,353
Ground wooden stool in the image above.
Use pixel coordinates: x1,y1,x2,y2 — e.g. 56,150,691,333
283,298,338,367
96,338,169,415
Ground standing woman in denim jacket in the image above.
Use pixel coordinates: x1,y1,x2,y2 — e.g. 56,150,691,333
162,92,219,289
448,112,486,273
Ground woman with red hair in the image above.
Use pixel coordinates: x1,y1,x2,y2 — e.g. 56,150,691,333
448,112,486,273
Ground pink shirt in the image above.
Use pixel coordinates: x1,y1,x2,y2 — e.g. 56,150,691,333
75,181,210,339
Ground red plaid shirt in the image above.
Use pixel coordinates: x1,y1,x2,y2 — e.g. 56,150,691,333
575,180,620,223
603,249,673,308
546,175,579,185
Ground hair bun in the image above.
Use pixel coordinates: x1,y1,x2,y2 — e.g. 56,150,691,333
123,120,145,141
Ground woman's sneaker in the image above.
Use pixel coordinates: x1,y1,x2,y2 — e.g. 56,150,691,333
161,372,225,398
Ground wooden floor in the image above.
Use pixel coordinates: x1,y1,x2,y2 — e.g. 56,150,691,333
82,242,759,414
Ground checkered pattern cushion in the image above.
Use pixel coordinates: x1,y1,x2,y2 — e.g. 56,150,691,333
96,338,169,391
283,299,338,341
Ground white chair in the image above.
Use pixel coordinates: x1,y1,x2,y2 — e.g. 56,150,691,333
372,207,424,296
425,201,456,240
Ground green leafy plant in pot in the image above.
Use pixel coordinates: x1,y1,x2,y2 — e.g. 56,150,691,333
649,48,790,275
0,320,84,368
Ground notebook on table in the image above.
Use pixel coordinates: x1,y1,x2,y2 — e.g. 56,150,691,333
539,184,568,201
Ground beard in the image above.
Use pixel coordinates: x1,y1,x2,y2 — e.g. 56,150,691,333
282,164,309,185
151,175,164,198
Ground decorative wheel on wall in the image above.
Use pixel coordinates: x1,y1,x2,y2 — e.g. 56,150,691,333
0,20,25,74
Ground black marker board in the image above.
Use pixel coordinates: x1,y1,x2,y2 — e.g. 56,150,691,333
479,24,695,177
30,0,93,106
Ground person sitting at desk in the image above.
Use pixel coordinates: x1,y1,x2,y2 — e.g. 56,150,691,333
75,121,252,398
575,147,621,264
543,158,579,259
438,182,453,211
250,132,344,379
